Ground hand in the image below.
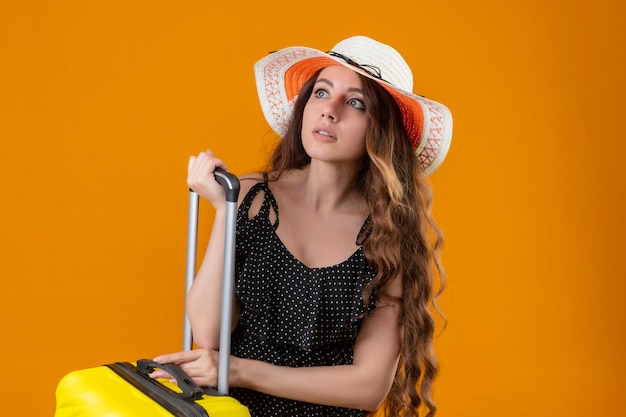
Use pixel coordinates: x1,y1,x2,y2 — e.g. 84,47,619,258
187,150,229,207
150,349,219,388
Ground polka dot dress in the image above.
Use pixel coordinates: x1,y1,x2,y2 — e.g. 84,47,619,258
229,179,377,417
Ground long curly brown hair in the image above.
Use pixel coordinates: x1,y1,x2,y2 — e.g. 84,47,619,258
267,69,446,417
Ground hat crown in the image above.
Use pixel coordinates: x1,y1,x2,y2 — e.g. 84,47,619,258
331,36,414,92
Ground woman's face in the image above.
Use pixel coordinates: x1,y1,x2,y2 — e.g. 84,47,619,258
301,65,369,164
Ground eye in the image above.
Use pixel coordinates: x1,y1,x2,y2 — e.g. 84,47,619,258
348,97,366,110
313,88,329,98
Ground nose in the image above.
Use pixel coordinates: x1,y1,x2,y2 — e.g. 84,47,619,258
321,98,339,121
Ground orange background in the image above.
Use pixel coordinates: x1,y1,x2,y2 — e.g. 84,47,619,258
1,1,624,416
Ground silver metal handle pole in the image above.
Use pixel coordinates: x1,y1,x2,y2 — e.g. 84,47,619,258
183,191,199,351
217,198,237,395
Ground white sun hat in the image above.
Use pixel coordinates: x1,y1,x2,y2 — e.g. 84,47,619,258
254,35,453,175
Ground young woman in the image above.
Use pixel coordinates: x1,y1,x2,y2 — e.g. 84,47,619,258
151,36,453,417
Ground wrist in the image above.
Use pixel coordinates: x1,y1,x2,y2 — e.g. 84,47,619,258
210,206,228,224
230,356,245,388
231,357,261,390
212,203,227,215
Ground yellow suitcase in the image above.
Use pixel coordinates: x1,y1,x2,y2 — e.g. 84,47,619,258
55,361,250,417
55,170,249,416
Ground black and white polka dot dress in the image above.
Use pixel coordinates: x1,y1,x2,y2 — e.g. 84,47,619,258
229,179,377,417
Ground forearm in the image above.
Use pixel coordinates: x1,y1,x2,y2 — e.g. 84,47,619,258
230,303,402,411
232,357,392,411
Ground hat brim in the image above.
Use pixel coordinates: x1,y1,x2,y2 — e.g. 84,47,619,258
254,46,452,175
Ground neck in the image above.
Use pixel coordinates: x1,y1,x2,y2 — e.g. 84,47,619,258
294,162,363,213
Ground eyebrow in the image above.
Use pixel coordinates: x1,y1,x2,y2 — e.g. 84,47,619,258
315,78,363,94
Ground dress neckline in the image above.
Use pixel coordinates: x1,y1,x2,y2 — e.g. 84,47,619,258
257,178,369,270
271,227,364,271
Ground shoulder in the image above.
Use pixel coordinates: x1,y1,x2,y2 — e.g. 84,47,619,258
238,171,265,188
234,172,264,204
236,172,280,222
238,169,301,194
373,274,404,311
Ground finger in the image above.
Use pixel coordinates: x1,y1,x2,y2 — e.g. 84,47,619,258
200,150,229,173
153,349,204,365
148,370,173,380
187,156,197,175
179,366,217,388
212,158,228,173
188,155,215,189
193,153,218,179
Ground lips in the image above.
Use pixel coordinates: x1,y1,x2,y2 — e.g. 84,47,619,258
313,126,336,140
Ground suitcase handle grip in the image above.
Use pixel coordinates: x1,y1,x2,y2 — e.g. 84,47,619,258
136,360,205,400
213,168,240,203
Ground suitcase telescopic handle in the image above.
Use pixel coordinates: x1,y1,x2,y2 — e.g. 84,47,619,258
183,168,240,396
